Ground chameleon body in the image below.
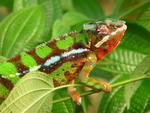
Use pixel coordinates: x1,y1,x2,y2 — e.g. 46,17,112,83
0,19,127,98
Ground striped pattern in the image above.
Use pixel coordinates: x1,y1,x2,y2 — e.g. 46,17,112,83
0,32,89,88
0,19,127,91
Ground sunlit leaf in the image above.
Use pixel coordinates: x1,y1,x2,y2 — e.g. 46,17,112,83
52,19,70,38
13,0,63,39
0,71,54,113
52,89,75,113
0,6,45,57
136,6,150,32
96,47,145,74
52,11,89,38
97,56,150,113
72,0,104,19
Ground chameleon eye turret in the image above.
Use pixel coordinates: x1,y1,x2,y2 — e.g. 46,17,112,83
83,22,97,31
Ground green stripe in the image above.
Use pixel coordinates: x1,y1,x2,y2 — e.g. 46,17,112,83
35,46,52,58
0,62,20,84
21,52,37,68
0,62,17,75
56,36,74,49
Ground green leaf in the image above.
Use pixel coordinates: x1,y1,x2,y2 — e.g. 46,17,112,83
77,87,89,113
116,0,150,19
72,0,104,19
96,47,146,74
124,56,150,109
0,0,13,10
13,0,63,39
111,0,124,18
125,79,150,113
122,23,150,55
144,97,150,113
62,11,89,27
0,71,54,113
61,0,74,11
0,6,45,58
0,56,7,63
52,89,75,113
52,19,70,38
97,75,129,113
136,6,150,32
52,11,89,38
97,56,150,113
121,23,150,55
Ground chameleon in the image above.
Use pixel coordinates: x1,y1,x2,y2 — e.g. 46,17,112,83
0,18,127,103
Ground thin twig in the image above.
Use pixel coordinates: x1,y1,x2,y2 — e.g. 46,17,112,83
52,75,148,104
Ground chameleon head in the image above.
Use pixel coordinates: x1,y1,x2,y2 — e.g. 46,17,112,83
83,18,127,59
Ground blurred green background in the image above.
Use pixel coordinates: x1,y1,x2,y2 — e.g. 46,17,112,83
0,0,150,113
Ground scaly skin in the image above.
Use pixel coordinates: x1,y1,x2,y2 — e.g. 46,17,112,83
0,19,127,101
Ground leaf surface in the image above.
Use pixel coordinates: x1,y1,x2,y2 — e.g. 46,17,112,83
0,71,54,113
0,6,45,57
72,0,104,19
52,89,75,113
13,0,63,39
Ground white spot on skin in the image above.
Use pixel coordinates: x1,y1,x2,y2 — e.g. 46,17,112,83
29,65,41,72
42,48,89,67
62,48,88,57
111,31,116,36
44,56,61,66
16,73,20,76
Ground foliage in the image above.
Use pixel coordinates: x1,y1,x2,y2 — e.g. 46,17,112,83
0,71,54,113
0,0,150,113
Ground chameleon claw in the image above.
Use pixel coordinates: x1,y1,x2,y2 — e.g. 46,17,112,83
100,81,111,93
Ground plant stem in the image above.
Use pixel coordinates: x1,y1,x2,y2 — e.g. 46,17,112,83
52,75,148,104
110,75,148,88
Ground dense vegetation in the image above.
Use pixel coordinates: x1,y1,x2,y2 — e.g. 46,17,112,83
0,0,150,113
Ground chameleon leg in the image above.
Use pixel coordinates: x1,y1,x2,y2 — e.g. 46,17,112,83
79,53,111,92
68,86,81,105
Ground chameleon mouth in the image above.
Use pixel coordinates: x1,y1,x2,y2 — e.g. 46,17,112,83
95,24,127,48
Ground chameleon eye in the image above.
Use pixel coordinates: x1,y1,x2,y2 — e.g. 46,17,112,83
83,22,96,31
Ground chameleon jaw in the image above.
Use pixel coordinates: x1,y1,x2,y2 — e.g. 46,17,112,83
94,24,127,48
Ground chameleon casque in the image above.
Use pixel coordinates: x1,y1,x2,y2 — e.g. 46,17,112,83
0,19,127,103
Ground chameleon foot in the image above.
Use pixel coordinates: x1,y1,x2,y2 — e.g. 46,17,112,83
68,87,81,105
98,81,111,93
81,77,111,93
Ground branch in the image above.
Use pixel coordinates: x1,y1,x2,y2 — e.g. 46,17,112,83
52,75,148,104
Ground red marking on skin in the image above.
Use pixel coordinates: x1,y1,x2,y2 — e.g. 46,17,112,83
97,31,124,59
64,59,86,85
0,76,13,90
4,32,89,87
8,55,20,62
27,49,44,64
97,48,105,59
8,55,29,76
64,71,75,84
